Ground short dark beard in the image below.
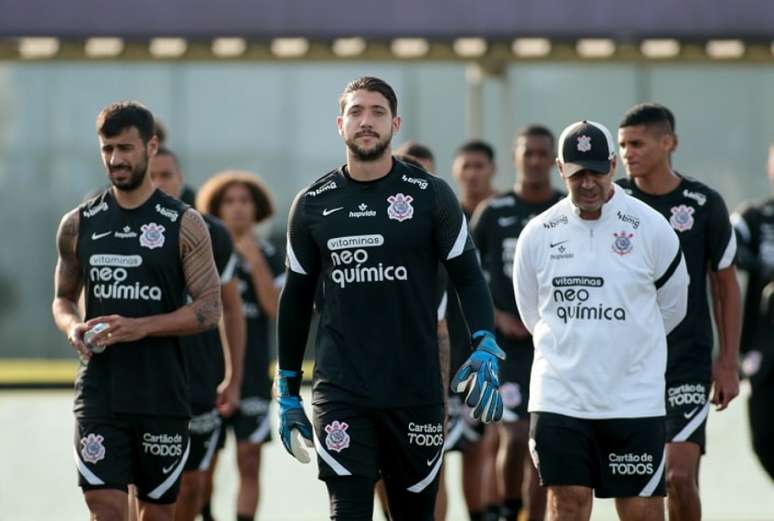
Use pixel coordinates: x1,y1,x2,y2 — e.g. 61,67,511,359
345,134,391,162
109,153,148,192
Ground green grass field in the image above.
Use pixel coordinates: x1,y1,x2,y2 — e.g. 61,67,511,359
0,384,771,520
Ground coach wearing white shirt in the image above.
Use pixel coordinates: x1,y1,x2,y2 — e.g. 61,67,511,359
512,120,689,521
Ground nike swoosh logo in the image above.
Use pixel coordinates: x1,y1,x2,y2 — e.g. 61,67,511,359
426,449,443,467
683,406,699,420
498,217,518,227
162,460,179,475
549,240,568,248
322,207,343,216
91,231,112,240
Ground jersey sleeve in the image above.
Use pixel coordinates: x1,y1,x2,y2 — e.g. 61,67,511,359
261,238,287,288
469,204,491,273
432,178,475,260
209,220,237,284
285,190,321,278
706,190,736,271
731,205,759,273
512,223,539,333
652,221,689,334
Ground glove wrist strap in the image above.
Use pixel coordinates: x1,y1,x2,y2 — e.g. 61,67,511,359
471,330,506,360
278,369,303,397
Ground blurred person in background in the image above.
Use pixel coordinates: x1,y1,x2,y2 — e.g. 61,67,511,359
450,139,501,521
732,144,774,482
617,104,741,521
197,171,283,521
52,101,221,521
153,120,197,206
470,125,563,521
149,147,246,521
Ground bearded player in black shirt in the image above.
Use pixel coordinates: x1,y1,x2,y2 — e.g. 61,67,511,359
471,125,563,521
276,76,505,521
617,103,741,521
149,148,246,521
52,102,222,521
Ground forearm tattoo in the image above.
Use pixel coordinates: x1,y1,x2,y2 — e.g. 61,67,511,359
180,211,222,330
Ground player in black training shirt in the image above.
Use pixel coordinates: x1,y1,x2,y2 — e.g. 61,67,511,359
617,104,741,521
732,144,774,481
471,125,563,521
276,76,505,521
197,171,281,521
149,148,246,521
52,102,222,520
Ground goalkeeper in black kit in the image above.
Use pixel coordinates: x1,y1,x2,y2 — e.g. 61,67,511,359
275,76,505,521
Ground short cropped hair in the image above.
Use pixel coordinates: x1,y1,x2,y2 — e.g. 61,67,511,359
515,124,555,148
619,103,675,134
455,139,495,162
395,141,435,163
339,76,398,117
96,101,155,143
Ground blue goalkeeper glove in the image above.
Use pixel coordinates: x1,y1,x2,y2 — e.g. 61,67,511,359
450,330,506,423
277,369,314,463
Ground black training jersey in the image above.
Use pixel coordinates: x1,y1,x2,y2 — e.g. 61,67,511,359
236,239,285,400
286,159,475,408
617,175,736,382
732,198,774,354
471,190,564,350
74,189,190,418
182,215,237,413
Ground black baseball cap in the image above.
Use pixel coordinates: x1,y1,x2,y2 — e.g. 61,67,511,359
557,120,616,176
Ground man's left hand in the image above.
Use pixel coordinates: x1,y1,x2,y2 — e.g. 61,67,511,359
85,315,148,347
711,359,740,411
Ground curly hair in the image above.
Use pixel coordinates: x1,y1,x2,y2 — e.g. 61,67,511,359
196,170,275,224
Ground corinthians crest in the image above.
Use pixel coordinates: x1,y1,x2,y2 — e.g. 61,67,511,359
577,135,592,152
387,193,414,222
80,433,106,464
669,205,695,232
612,231,634,256
324,421,351,453
139,223,166,249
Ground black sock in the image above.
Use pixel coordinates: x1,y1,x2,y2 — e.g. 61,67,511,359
201,501,214,521
468,511,484,521
483,504,501,521
236,515,252,521
501,498,523,521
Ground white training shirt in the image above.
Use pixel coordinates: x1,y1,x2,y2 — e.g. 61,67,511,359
513,184,689,419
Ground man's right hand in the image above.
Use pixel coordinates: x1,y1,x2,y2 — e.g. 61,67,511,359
67,323,91,361
277,369,314,463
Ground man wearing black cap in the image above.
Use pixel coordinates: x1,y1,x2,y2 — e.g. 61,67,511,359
512,120,689,521
617,103,741,521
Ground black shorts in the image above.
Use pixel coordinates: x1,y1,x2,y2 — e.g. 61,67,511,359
529,412,666,498
444,395,484,452
498,338,532,422
75,415,189,504
313,402,445,495
222,397,271,444
664,381,710,453
184,409,222,472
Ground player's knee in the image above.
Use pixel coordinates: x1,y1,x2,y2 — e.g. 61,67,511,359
548,487,589,515
178,473,204,504
502,422,529,449
326,477,375,521
237,449,260,478
666,465,696,494
84,493,126,520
